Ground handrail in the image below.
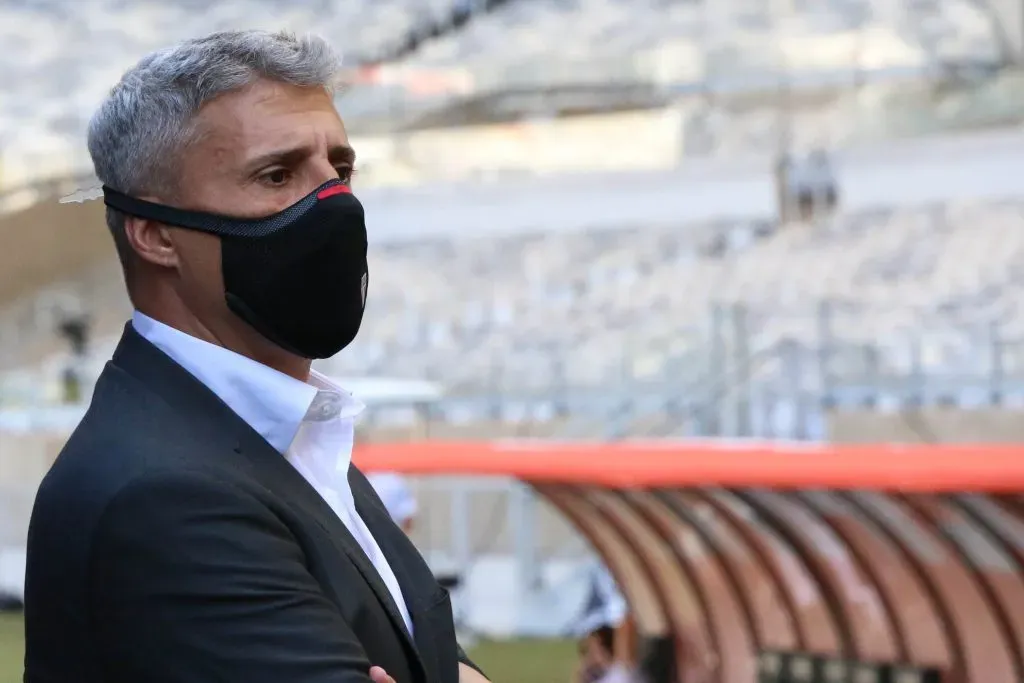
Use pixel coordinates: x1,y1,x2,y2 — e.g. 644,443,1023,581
354,441,1024,492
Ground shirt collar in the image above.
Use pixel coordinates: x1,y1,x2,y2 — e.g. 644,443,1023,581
131,310,364,453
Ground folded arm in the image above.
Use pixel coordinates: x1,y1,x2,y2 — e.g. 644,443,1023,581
456,639,490,679
459,662,491,682
90,472,378,683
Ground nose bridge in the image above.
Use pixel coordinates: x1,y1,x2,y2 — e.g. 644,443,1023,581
311,154,340,184
309,133,342,183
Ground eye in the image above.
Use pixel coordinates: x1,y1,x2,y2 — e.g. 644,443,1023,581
335,165,356,184
259,168,291,186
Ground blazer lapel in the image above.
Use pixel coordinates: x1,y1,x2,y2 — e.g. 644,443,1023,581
109,326,424,672
350,469,441,680
237,431,424,667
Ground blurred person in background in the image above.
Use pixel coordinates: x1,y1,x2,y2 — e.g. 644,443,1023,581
574,560,627,643
572,561,637,683
24,29,486,683
367,472,418,535
575,625,640,683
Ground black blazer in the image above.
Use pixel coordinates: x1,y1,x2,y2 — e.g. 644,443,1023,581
24,324,482,683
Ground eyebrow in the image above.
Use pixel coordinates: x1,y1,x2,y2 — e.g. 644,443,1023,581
244,144,356,174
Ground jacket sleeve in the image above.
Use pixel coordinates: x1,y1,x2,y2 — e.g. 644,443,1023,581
89,471,377,683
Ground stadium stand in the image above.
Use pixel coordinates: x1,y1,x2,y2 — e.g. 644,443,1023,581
1,4,1021,433
400,0,998,85
3,197,1022,415
0,0,500,184
340,200,1024,390
0,0,1009,182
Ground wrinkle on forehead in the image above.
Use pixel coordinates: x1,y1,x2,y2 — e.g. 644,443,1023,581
190,80,344,164
177,79,347,187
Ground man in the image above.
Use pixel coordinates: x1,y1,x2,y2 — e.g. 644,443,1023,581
23,30,488,683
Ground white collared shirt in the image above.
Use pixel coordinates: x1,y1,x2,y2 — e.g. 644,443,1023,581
596,664,640,683
131,311,413,635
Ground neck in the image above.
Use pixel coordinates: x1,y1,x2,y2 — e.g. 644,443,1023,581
135,295,311,382
245,343,311,382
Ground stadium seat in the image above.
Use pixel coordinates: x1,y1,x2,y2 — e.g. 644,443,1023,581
3,198,1022,431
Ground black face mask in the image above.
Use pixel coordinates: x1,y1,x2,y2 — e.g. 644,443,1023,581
102,180,368,359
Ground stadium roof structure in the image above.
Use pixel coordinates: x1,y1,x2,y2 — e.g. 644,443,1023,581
356,440,1024,683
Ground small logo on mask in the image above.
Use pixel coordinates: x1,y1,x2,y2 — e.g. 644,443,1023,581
360,272,368,307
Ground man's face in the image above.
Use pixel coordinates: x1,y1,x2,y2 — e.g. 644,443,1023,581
175,79,354,218
133,79,355,360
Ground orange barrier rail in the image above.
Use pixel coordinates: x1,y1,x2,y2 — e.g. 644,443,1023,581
355,441,1024,491
355,441,1024,683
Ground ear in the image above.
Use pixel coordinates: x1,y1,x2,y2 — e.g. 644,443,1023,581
123,215,180,269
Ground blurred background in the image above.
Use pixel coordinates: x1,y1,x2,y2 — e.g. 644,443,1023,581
3,0,1024,681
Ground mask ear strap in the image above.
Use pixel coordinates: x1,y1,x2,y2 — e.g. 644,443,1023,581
100,181,344,238
102,186,217,231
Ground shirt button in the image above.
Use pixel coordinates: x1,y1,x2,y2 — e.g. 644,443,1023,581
306,392,344,421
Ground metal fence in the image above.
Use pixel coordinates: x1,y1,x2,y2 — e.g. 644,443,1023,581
352,301,1024,443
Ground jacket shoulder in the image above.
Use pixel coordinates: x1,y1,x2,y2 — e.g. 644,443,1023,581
30,365,237,553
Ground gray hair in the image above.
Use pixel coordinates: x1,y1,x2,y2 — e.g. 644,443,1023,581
88,30,342,267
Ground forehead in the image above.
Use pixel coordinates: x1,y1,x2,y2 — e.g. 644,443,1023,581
189,79,347,162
